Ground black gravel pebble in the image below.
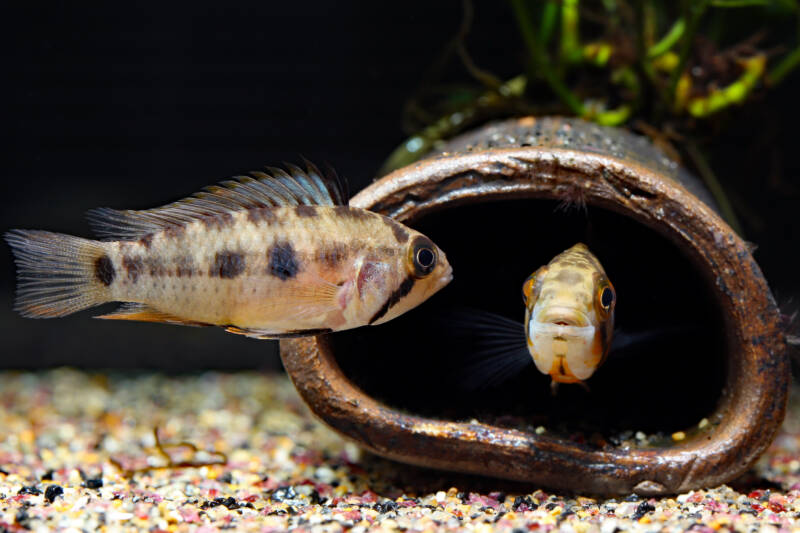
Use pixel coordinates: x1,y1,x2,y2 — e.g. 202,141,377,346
632,501,656,520
84,478,103,489
44,485,64,503
513,495,537,511
374,500,398,514
18,486,41,496
270,486,298,502
15,508,30,528
307,489,322,505
201,497,240,510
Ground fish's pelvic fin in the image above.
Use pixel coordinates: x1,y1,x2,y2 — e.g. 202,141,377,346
5,230,112,318
86,161,347,241
225,326,332,339
95,303,210,327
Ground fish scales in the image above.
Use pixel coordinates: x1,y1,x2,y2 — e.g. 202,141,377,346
5,164,453,338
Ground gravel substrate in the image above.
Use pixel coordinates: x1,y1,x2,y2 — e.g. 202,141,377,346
1,369,799,532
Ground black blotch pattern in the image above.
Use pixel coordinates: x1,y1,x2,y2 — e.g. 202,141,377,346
122,256,143,283
210,251,246,279
382,216,409,243
333,205,373,221
368,275,416,324
94,255,115,286
268,241,299,280
295,205,318,218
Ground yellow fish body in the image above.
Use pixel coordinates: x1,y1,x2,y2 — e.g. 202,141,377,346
5,163,452,338
522,243,615,385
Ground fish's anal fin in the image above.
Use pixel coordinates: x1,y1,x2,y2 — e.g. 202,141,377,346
87,161,347,241
225,326,332,339
95,303,210,327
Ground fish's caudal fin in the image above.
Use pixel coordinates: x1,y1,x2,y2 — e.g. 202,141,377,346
5,230,112,318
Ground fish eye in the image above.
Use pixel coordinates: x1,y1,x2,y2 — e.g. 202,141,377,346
599,285,616,311
409,236,437,278
522,268,546,305
522,274,535,304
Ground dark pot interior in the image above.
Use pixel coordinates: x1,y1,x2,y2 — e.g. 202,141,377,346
331,197,725,446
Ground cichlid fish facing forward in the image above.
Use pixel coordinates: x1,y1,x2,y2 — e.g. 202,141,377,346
522,243,615,386
5,163,452,338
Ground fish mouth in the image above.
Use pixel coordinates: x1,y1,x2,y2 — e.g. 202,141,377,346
420,263,453,301
441,264,454,287
535,306,591,328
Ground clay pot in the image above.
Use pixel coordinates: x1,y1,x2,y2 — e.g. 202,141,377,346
280,117,789,496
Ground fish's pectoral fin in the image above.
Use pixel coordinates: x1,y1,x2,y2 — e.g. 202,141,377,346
95,303,210,327
279,275,349,318
225,326,332,339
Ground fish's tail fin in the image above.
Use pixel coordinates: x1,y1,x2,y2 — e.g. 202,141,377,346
5,229,113,318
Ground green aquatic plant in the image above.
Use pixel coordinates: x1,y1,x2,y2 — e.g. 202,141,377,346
378,0,800,233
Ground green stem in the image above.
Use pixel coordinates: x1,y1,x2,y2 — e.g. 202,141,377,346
667,0,711,105
539,0,559,47
561,0,582,64
687,55,765,116
648,18,686,58
767,45,800,86
510,0,585,115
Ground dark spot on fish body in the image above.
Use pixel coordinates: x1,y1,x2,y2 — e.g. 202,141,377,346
139,234,154,249
268,241,299,280
382,216,409,243
333,205,374,221
210,251,246,279
247,207,277,225
318,242,349,268
376,246,399,257
201,212,234,231
295,205,318,218
144,257,167,277
94,255,115,286
122,256,143,283
164,225,186,240
175,256,196,278
368,275,416,324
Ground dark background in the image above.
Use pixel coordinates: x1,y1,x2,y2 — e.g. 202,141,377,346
2,2,799,370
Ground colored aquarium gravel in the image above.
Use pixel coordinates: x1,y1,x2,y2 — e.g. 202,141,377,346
1,369,800,532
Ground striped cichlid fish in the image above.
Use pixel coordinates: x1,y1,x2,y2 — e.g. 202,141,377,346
5,163,452,338
522,243,615,387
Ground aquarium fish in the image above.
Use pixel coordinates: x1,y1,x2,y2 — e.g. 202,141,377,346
522,243,615,387
5,163,452,338
441,243,615,392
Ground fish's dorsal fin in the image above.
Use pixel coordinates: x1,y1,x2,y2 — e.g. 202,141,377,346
94,303,211,326
86,161,347,241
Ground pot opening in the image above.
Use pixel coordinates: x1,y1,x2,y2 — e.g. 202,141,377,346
331,198,726,448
